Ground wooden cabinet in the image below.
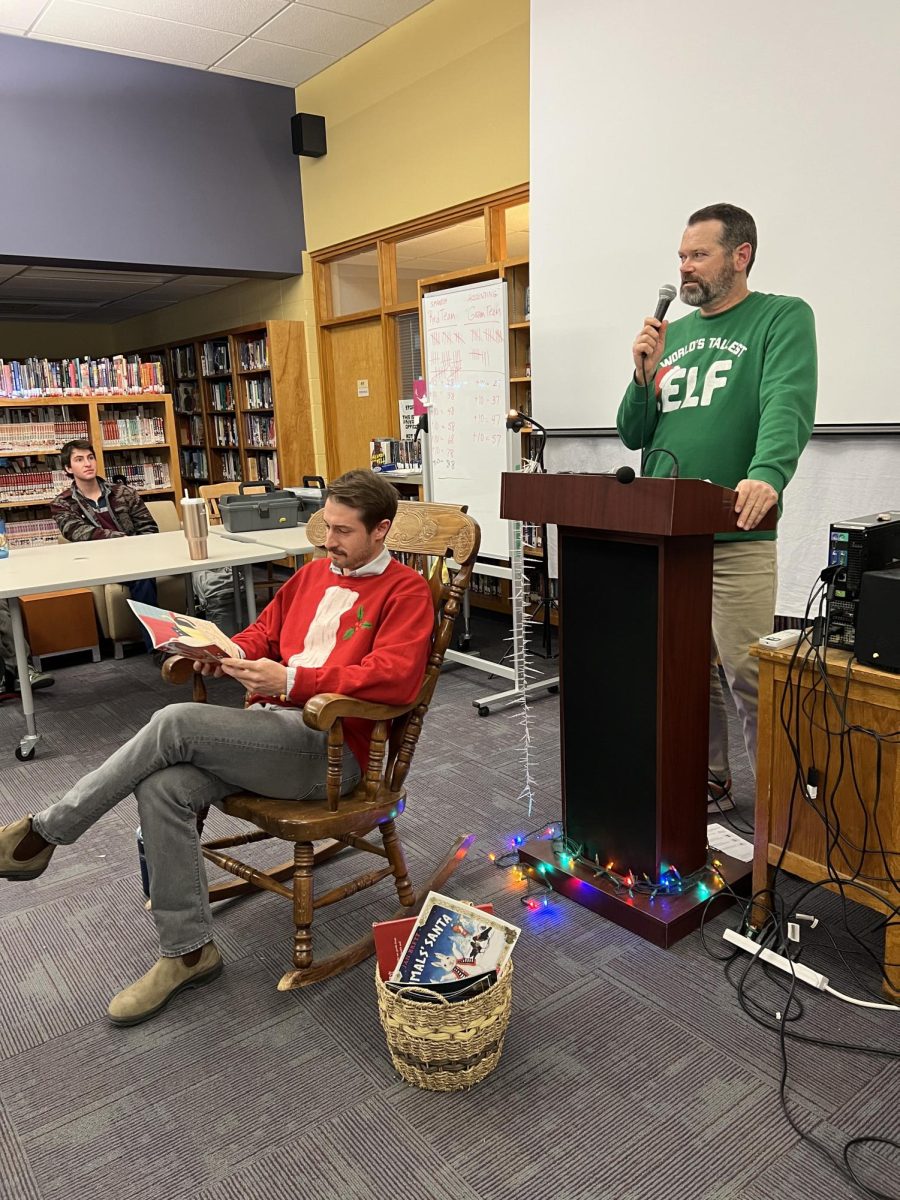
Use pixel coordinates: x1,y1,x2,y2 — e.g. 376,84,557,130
0,394,182,546
753,644,900,999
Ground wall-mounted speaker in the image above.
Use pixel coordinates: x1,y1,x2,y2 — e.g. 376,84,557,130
291,112,327,158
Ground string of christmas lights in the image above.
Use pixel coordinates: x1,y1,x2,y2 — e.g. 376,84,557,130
508,514,538,817
547,832,727,902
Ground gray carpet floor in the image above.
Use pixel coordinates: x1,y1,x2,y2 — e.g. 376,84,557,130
0,619,897,1200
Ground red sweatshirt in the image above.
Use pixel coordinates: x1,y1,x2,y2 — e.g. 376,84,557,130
233,556,434,770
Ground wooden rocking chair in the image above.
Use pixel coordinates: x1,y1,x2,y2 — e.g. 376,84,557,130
162,500,481,989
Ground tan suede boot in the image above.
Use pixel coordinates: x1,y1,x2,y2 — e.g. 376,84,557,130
0,816,55,880
107,943,223,1026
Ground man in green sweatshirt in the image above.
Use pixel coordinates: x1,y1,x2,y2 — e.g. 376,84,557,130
616,203,817,809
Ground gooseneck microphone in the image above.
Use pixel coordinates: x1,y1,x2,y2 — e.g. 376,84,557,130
610,465,636,484
653,283,677,323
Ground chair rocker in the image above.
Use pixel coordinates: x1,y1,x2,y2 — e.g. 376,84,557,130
163,500,481,989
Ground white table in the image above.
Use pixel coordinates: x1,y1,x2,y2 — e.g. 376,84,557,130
212,524,314,570
0,531,289,761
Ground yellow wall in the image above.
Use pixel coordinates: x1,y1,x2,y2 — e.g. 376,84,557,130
295,0,529,251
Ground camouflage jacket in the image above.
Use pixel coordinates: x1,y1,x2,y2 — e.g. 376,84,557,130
51,478,158,542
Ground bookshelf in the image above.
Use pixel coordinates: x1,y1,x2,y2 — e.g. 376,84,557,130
0,394,183,546
143,321,311,495
505,257,531,421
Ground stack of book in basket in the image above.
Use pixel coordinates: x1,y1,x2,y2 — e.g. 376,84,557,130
374,892,520,1091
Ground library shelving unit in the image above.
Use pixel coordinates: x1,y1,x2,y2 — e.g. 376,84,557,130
168,341,209,492
0,394,183,547
505,257,531,423
138,321,311,494
230,321,309,488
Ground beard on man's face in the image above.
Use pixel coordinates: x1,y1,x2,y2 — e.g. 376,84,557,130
680,261,735,308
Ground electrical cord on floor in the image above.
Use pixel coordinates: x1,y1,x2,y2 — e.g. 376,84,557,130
704,887,900,1199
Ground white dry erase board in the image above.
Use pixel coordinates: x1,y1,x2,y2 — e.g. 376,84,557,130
421,278,511,560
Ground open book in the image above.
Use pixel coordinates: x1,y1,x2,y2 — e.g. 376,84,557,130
127,600,242,662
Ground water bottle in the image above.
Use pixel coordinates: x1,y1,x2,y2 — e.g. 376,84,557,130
0,516,8,559
136,826,150,897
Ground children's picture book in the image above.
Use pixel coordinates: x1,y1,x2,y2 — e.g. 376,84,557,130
373,903,494,981
126,600,242,662
389,892,520,987
384,969,498,1004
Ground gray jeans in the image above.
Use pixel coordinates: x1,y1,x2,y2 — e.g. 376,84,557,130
32,702,361,956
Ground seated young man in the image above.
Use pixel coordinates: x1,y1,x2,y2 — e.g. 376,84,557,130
0,470,434,1026
52,439,159,613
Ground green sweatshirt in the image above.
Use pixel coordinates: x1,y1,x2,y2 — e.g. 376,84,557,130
616,291,817,540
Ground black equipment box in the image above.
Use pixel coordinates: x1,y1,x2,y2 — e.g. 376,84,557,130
218,480,301,532
855,567,900,672
826,511,900,649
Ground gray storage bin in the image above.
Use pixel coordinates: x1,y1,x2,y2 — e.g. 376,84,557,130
219,480,301,532
285,475,326,521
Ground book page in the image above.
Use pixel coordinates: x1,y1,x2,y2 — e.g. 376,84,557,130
127,599,242,659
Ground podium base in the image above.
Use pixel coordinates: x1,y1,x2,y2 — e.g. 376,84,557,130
517,839,751,948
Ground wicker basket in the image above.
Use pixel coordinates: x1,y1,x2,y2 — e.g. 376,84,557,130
375,962,513,1091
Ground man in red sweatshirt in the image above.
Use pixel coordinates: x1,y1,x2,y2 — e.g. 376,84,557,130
0,470,434,1025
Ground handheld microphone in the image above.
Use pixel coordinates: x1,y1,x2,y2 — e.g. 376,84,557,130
653,283,677,323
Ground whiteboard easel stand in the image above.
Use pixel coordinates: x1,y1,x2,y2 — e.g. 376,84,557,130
422,423,558,715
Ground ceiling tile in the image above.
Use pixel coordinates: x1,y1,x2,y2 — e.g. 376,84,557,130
214,38,333,86
255,2,382,57
32,0,243,67
68,0,290,37
320,0,432,24
0,0,47,31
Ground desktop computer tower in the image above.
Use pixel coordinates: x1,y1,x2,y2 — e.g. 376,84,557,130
825,512,900,649
855,567,900,672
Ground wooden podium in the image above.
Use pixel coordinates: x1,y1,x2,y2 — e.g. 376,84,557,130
501,472,775,945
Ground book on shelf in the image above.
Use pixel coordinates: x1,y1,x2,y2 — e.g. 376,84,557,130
370,437,422,471
175,381,200,413
389,892,520,988
126,601,241,662
237,336,268,371
0,355,164,398
201,341,231,376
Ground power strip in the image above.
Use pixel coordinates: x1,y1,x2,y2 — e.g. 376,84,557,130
723,928,829,991
758,628,804,649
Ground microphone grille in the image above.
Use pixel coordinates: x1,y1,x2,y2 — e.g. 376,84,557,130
659,283,677,302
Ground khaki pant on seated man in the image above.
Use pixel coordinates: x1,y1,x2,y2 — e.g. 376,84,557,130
0,471,434,1025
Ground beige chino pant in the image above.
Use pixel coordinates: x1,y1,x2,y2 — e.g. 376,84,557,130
709,540,778,781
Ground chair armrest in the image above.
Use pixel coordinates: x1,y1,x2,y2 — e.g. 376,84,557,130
302,692,415,732
161,654,209,702
161,655,195,685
